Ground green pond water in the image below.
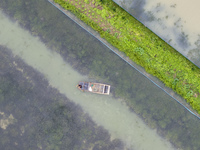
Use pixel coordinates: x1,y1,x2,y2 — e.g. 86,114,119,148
0,10,176,150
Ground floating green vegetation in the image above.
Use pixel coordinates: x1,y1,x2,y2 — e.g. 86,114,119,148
53,0,200,114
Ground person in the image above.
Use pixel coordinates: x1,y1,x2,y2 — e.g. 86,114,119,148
78,84,82,89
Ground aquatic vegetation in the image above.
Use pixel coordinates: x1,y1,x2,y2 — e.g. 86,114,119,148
53,0,200,115
0,47,124,150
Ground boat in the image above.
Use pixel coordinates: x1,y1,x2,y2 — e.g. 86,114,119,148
77,82,110,95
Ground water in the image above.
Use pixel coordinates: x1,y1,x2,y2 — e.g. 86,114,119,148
0,10,175,150
113,0,200,67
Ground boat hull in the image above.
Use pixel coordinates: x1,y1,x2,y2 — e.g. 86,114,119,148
78,82,110,95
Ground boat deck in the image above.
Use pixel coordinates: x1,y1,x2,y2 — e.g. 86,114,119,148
78,82,110,95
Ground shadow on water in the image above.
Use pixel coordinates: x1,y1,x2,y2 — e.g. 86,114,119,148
1,0,200,150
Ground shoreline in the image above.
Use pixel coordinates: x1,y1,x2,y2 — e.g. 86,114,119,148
48,0,200,119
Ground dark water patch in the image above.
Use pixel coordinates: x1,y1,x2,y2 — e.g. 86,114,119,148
187,48,200,68
115,0,149,23
128,0,146,20
187,35,200,66
176,31,189,50
0,46,124,150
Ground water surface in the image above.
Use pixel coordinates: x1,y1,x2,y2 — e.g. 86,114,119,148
0,10,175,150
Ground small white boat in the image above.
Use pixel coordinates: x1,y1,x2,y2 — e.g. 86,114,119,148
77,82,110,95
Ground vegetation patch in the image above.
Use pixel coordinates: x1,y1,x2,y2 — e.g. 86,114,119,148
54,0,200,114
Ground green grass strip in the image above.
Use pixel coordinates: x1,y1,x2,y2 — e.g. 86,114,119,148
54,0,200,114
